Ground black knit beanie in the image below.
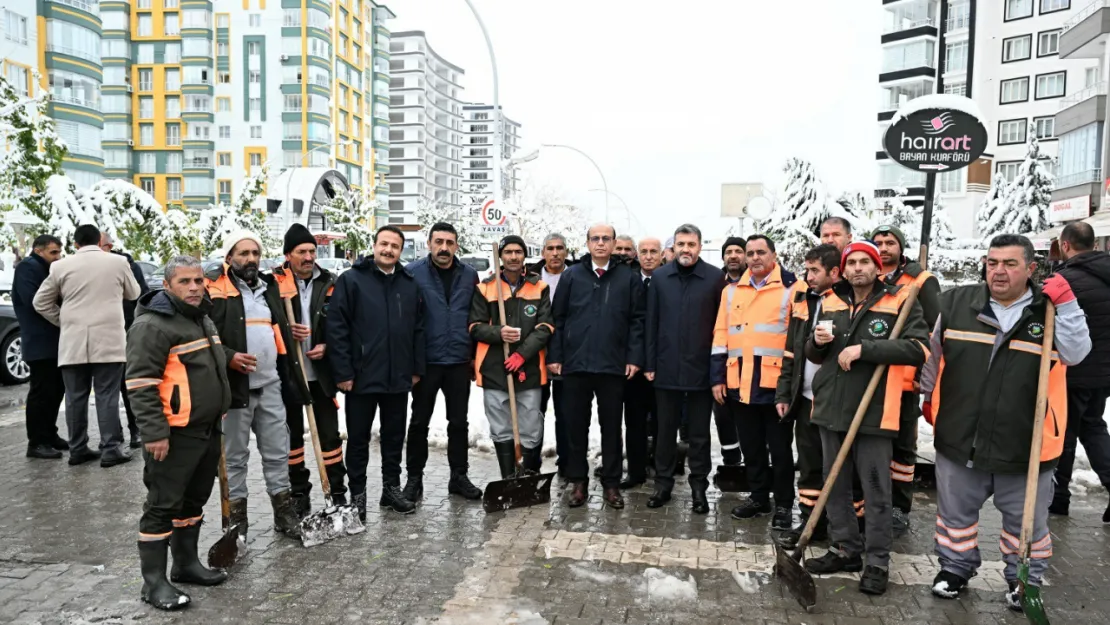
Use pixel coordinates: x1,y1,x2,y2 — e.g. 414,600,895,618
284,223,316,254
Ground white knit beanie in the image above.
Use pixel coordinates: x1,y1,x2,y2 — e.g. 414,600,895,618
222,229,265,259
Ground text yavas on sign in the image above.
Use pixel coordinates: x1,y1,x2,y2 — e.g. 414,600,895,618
883,95,987,173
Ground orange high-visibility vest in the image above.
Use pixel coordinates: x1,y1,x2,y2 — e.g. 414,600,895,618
894,269,934,392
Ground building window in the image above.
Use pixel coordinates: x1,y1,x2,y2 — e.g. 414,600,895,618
997,161,1022,182
1034,116,1055,140
249,98,261,112
943,81,967,96
1035,71,1066,99
249,14,261,27
250,125,262,138
139,69,154,91
1040,0,1069,13
1000,77,1029,103
166,153,182,173
4,10,28,45
137,44,155,64
139,153,156,173
165,69,180,91
249,71,261,84
139,97,154,118
1038,30,1060,57
1057,122,1103,188
216,97,231,112
138,15,153,37
4,65,28,96
140,178,155,195
938,168,965,195
1002,35,1031,63
998,119,1028,145
217,14,230,28
164,43,181,63
219,126,231,139
218,152,231,166
217,42,229,56
218,180,232,195
138,0,151,7
139,124,154,146
945,41,968,73
166,124,181,146
1087,67,1101,88
165,96,180,118
1005,0,1033,20
164,14,179,36
165,0,179,8
167,178,182,201
248,42,261,56
249,153,262,167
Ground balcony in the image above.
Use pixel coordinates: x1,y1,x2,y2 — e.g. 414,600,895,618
1058,168,1102,189
47,0,99,14
1061,0,1110,59
880,41,936,82
1058,82,1107,135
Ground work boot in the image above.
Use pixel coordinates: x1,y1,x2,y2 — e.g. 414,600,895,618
228,498,248,540
522,446,542,473
169,521,228,586
931,570,969,599
448,470,483,500
380,484,416,514
691,487,709,515
351,491,367,523
804,547,863,574
721,447,741,466
330,492,347,506
100,445,132,468
50,435,69,451
402,474,424,503
26,444,62,459
1048,498,1069,516
859,565,889,595
778,518,829,548
271,491,302,538
772,507,793,531
130,431,142,450
291,492,311,520
494,441,517,479
138,539,190,611
730,497,771,520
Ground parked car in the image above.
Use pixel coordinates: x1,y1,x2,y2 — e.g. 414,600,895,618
459,254,493,283
0,304,29,385
149,259,224,290
316,257,352,275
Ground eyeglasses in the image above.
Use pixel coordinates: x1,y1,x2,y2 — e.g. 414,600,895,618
589,236,613,244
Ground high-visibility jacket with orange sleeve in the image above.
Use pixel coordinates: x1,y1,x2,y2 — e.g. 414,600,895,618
468,273,554,392
882,259,941,392
711,263,803,405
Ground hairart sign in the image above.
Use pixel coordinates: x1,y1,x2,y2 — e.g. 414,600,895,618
883,95,987,173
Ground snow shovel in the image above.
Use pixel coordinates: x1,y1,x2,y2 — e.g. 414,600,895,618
774,285,920,611
283,299,365,547
1016,302,1055,625
207,437,244,569
482,247,555,514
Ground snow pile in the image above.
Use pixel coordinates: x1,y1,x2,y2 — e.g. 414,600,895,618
976,135,1054,241
414,606,549,625
889,94,985,126
731,571,768,594
570,564,618,584
641,568,698,603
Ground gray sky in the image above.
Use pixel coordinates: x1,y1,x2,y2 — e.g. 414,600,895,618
391,0,879,242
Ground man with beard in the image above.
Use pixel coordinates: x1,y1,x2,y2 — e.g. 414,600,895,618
328,226,426,520
714,236,747,468
776,244,841,547
645,226,726,513
469,236,554,476
615,235,637,260
804,241,929,596
550,224,645,509
532,233,570,473
402,223,483,501
128,256,231,610
273,224,350,519
871,224,941,536
820,217,853,253
621,236,662,488
205,231,305,540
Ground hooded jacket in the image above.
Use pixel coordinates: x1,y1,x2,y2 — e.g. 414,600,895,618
125,290,232,443
1057,251,1110,390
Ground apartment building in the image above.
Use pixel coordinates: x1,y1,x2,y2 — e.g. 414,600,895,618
386,30,464,225
878,0,1097,238
461,103,521,202
1,0,395,234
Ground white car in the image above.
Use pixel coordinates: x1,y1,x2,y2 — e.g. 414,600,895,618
317,257,352,275
459,254,493,282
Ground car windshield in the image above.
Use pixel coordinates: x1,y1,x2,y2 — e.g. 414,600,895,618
400,239,417,263
462,257,490,271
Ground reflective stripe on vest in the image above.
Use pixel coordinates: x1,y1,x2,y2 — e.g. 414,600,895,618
896,270,932,392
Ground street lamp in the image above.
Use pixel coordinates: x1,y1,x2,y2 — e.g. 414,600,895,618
462,0,502,204
282,139,353,230
508,144,610,222
588,188,641,234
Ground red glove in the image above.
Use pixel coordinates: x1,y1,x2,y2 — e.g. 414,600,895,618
1042,274,1076,306
922,401,934,426
505,353,525,372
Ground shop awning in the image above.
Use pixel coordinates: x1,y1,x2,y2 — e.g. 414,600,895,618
1030,210,1110,249
1085,210,1110,237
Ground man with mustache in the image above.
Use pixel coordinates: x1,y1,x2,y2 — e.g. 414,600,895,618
327,226,426,521
402,223,483,502
205,231,306,540
532,233,570,474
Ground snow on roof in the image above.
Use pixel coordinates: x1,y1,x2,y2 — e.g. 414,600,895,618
891,94,984,126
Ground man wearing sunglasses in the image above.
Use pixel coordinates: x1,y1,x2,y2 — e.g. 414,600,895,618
549,224,646,509
870,224,942,538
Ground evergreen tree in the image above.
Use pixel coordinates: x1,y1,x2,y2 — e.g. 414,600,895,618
975,173,1011,241
975,133,1054,240
324,189,378,257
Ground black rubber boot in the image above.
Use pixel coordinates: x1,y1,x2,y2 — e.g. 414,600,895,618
170,522,228,586
138,540,191,611
522,446,542,473
448,470,483,500
494,441,517,479
270,490,303,538
291,492,311,519
402,474,424,503
228,498,248,541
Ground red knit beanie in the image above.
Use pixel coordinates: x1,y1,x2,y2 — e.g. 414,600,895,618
841,241,882,272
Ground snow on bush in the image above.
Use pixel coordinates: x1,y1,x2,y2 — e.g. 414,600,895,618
976,134,1054,241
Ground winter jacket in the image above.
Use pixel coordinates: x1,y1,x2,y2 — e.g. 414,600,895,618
272,262,337,396
116,251,151,329
125,290,232,443
205,263,310,409
805,280,929,438
549,258,645,377
468,273,554,391
406,255,478,366
883,259,941,328
775,288,823,415
11,253,60,362
1057,251,1110,390
326,257,426,395
646,258,727,390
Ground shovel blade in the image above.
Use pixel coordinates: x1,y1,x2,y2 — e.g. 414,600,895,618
1019,565,1051,625
713,464,752,493
482,472,555,514
206,525,243,569
774,544,817,611
300,505,365,548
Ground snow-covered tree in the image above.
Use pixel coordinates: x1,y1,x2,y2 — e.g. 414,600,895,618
195,165,279,256
415,197,483,253
85,178,166,256
874,189,955,252
513,180,590,244
975,134,1054,240
323,189,378,257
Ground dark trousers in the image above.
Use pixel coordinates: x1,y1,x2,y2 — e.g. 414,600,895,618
345,392,408,495
139,430,220,537
287,380,347,498
1054,386,1110,505
713,399,741,463
61,362,125,452
734,400,795,506
892,393,919,513
563,373,624,488
25,359,65,447
624,373,655,481
406,363,471,475
541,378,568,468
655,389,713,491
794,397,824,520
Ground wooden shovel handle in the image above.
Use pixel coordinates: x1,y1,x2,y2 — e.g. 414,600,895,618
218,435,231,530
792,285,921,556
284,298,332,500
490,248,523,463
1018,302,1056,558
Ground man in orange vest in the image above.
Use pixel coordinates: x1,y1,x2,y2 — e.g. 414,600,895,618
920,235,1090,611
872,224,941,536
711,235,803,530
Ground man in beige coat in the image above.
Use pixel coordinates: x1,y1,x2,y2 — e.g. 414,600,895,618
34,224,142,467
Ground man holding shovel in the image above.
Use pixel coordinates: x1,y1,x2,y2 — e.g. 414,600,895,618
127,256,232,610
920,234,1090,614
803,241,929,596
469,235,554,477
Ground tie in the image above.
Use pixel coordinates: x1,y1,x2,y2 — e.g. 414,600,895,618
596,268,606,278
644,277,651,288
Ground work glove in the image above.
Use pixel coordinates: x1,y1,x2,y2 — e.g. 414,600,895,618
922,401,934,426
505,353,525,372
1042,274,1076,306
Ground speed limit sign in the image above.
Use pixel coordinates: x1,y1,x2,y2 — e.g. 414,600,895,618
479,199,508,234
